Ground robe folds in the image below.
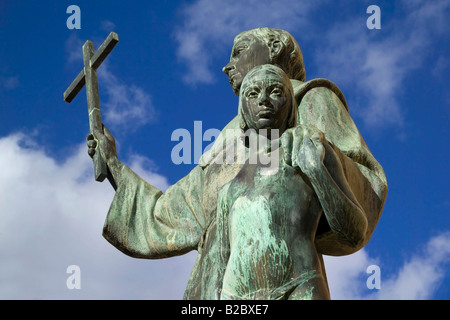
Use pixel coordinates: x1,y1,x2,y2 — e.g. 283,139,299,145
102,78,388,299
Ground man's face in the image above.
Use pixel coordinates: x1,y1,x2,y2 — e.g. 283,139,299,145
223,34,272,95
241,75,291,136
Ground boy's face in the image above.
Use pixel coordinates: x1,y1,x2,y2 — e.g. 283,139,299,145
241,74,291,136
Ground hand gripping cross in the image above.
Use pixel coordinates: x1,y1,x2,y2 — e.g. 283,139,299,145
63,32,119,183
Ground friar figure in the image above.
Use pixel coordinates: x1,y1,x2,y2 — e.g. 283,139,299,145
88,28,387,299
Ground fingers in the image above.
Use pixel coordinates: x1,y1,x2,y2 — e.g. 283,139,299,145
87,123,118,162
310,131,325,156
88,147,96,158
310,130,325,144
281,125,328,172
280,129,293,166
87,139,97,149
298,135,311,172
86,133,97,158
291,128,301,168
297,135,321,175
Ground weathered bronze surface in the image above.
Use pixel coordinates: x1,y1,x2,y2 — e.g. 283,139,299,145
64,32,119,184
80,28,388,300
217,64,330,299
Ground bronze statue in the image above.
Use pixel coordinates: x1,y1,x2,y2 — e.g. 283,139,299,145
84,27,387,299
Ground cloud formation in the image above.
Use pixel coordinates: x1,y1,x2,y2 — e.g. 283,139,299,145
373,232,450,299
324,232,450,299
0,132,195,299
97,65,156,132
174,0,450,131
314,0,450,129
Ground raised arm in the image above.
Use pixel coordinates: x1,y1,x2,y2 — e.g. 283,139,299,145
88,125,207,259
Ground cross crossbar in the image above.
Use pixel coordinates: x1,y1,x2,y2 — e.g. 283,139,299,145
64,32,119,102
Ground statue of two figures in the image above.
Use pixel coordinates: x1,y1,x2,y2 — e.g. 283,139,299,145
84,28,388,300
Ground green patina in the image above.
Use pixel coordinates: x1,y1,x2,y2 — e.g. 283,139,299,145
82,28,388,300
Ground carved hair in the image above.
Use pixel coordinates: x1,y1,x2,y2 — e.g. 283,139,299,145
234,27,306,82
239,64,297,132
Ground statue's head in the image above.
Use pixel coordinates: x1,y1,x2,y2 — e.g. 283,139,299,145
239,64,297,138
223,27,305,95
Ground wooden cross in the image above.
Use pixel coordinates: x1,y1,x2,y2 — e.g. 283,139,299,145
63,32,119,183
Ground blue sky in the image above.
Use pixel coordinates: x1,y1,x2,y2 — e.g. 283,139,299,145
0,0,449,299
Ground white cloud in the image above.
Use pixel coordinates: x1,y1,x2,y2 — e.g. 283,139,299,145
174,0,321,85
324,232,450,300
65,33,84,65
374,232,450,299
126,154,169,192
314,0,450,129
324,249,378,300
97,65,156,132
0,132,195,299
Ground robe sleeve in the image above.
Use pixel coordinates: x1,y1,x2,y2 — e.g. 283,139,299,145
102,163,207,259
298,86,388,256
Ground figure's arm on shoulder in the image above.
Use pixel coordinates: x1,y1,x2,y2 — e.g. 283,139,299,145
103,164,207,259
297,129,367,249
298,86,387,194
297,86,387,254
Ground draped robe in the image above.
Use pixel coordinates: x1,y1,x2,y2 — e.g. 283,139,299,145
102,78,388,299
